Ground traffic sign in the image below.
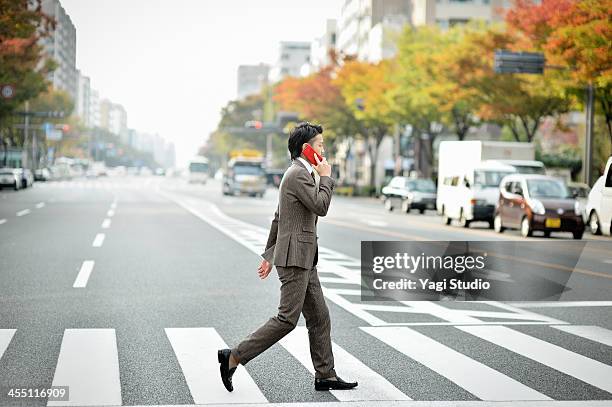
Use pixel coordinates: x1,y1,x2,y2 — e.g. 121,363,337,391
1,84,15,99
494,50,545,74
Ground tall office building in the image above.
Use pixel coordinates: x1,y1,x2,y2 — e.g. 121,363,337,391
76,71,91,127
40,0,78,104
236,64,270,100
310,19,338,72
269,41,312,82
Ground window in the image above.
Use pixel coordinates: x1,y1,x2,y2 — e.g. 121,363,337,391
526,179,570,199
606,167,612,187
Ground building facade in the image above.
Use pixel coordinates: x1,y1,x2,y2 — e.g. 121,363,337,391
269,41,312,82
40,0,78,104
100,99,128,138
309,19,338,72
236,64,270,100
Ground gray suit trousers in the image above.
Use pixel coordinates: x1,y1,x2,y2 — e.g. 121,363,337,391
231,264,336,379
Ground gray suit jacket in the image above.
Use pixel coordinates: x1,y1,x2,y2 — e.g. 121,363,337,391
261,159,335,269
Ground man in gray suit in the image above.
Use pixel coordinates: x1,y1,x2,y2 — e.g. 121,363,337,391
218,122,357,392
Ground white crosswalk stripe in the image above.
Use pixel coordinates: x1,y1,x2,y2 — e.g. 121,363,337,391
458,325,612,394
361,326,551,401
165,327,267,404
1,325,611,404
552,325,612,348
47,328,122,406
280,327,411,401
0,329,16,359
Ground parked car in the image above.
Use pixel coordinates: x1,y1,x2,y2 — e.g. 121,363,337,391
19,168,34,188
567,182,591,222
585,156,612,236
0,168,21,190
34,167,52,181
265,169,285,188
382,177,437,214
494,174,585,239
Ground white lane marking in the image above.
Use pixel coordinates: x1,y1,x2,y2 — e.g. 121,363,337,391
165,328,267,404
36,202,45,209
458,325,612,393
0,218,6,225
48,329,121,406
92,233,105,247
552,325,612,348
362,327,551,401
510,301,612,308
364,219,388,227
280,327,411,401
0,329,16,359
16,209,30,216
107,209,115,217
603,259,612,264
73,261,95,288
101,218,111,229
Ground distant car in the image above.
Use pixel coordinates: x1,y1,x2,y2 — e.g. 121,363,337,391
382,177,437,214
0,168,21,190
154,167,165,176
265,169,285,188
139,167,153,176
567,182,591,222
494,174,585,239
34,168,52,181
585,156,612,236
19,168,34,188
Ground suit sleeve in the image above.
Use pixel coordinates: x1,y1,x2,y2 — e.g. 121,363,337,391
264,203,279,251
290,169,335,217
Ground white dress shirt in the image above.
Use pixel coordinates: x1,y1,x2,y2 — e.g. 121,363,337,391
297,156,320,188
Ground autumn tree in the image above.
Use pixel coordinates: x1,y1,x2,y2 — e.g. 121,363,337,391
335,59,396,188
506,0,612,146
0,0,55,123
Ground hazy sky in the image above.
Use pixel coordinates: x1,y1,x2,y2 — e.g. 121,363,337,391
61,0,344,167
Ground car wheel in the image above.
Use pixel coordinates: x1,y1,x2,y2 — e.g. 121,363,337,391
384,198,393,212
419,208,426,214
573,231,584,240
589,211,602,235
493,213,505,233
401,199,411,213
458,209,471,228
543,231,551,238
520,216,533,237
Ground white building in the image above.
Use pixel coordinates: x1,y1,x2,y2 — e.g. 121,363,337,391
309,19,338,72
89,89,101,128
100,99,127,138
237,64,270,100
40,0,78,103
269,41,311,82
411,0,505,29
76,71,91,127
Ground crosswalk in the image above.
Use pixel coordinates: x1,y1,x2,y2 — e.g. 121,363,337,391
1,324,611,405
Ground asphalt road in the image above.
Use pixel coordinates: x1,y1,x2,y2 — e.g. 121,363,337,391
1,175,611,407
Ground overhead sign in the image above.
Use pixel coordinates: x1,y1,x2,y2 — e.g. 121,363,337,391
494,50,545,74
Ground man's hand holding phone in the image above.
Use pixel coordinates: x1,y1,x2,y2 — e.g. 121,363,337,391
313,154,331,177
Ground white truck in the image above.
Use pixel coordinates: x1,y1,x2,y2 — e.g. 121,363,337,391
585,156,612,236
188,156,209,184
437,141,538,228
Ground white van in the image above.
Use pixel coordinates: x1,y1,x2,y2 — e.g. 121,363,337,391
437,160,517,228
585,156,612,236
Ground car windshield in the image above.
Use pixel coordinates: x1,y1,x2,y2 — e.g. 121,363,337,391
233,165,263,175
189,162,209,172
512,165,545,175
474,170,515,188
568,186,589,198
406,179,436,192
527,179,571,199
0,170,15,175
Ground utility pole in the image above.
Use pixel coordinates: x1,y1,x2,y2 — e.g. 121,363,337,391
584,82,595,185
24,100,30,169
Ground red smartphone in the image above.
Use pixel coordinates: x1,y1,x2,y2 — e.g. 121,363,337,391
303,144,323,166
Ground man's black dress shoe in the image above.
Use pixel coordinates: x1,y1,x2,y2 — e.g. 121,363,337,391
315,376,358,391
217,349,237,392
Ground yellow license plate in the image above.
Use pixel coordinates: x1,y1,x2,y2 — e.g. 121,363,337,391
545,218,561,228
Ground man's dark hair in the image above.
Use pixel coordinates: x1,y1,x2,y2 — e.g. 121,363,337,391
287,121,323,160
